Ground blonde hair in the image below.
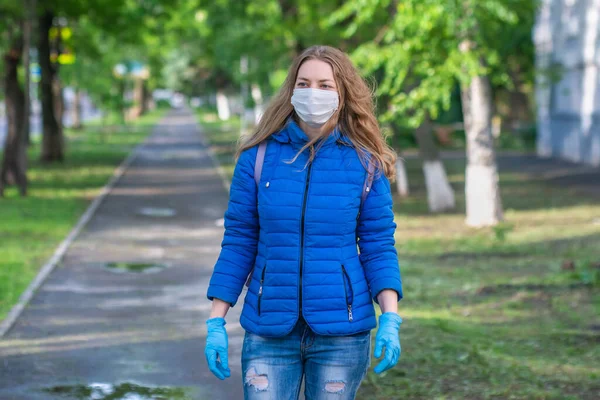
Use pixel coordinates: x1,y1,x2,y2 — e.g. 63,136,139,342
236,45,397,180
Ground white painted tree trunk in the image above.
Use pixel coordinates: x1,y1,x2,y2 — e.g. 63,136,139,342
414,117,455,212
240,108,255,136
465,164,502,227
216,89,230,121
251,83,264,124
461,71,504,227
423,161,455,212
395,158,409,197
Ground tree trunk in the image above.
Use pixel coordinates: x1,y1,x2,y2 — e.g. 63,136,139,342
395,158,409,197
414,115,455,212
0,35,28,197
72,87,82,129
461,67,504,227
251,83,264,124
38,10,63,162
388,121,409,197
51,23,63,127
24,0,36,146
239,56,249,136
52,74,63,126
506,62,532,131
22,5,31,147
130,78,144,119
117,78,126,125
216,89,230,121
141,80,149,115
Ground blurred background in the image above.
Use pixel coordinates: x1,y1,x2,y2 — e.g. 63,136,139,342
0,0,599,399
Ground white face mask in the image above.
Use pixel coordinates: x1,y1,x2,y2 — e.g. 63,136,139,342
290,88,339,128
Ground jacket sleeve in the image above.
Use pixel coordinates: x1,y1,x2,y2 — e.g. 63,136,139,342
357,172,403,303
207,146,259,306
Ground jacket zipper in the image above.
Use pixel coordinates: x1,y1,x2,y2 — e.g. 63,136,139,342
298,162,313,317
258,265,267,316
341,265,354,321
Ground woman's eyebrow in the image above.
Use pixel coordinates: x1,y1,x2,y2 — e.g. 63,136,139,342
297,77,335,83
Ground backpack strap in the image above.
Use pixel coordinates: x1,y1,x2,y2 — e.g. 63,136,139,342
246,141,267,288
361,159,376,204
254,141,267,186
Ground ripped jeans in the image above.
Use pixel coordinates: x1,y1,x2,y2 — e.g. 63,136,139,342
241,317,371,400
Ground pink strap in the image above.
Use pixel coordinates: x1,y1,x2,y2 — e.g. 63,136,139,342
247,142,267,288
254,141,267,185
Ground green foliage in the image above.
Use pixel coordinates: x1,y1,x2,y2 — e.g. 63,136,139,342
492,222,515,242
328,0,537,127
155,98,171,109
57,0,181,111
161,0,352,98
2,0,537,130
0,0,25,77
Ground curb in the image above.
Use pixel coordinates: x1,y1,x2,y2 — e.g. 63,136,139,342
0,119,162,338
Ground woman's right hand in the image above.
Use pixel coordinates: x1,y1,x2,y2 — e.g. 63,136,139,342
205,317,231,380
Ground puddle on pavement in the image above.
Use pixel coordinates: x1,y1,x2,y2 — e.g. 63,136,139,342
104,262,168,274
42,382,195,399
136,207,177,218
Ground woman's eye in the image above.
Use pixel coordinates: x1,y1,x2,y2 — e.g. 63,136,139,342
297,82,307,87
321,84,333,89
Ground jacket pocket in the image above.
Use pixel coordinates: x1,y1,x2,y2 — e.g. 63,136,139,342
341,265,354,322
257,265,267,316
245,266,255,288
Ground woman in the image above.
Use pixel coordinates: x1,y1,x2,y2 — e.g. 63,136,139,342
205,45,403,400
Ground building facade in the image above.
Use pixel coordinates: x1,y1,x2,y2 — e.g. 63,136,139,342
534,0,600,166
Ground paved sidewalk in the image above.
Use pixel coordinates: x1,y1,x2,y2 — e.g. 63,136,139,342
0,110,243,399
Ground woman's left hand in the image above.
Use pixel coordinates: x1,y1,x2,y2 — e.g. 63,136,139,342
373,312,402,374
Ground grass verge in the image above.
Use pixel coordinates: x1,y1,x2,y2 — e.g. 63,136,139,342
197,109,600,400
0,110,165,322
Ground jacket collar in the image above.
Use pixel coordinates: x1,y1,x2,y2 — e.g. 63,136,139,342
271,118,354,148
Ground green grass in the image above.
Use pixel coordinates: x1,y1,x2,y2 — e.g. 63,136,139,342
0,110,165,321
198,109,600,399
197,110,241,178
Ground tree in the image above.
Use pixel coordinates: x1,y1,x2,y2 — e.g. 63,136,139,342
415,114,455,211
20,0,35,145
329,0,535,225
328,1,457,213
36,0,179,161
38,9,63,162
0,2,28,196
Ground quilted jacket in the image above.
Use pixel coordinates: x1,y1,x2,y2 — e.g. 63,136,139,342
207,119,403,337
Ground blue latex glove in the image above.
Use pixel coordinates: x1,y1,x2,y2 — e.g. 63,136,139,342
373,312,402,374
205,317,231,380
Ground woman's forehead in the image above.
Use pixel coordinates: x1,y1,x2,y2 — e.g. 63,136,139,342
296,59,334,81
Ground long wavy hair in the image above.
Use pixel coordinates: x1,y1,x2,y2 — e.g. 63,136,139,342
236,45,397,180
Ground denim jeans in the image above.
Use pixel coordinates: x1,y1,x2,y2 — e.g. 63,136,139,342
241,317,371,400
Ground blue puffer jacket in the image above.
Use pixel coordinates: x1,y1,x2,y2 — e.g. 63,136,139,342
207,119,402,337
